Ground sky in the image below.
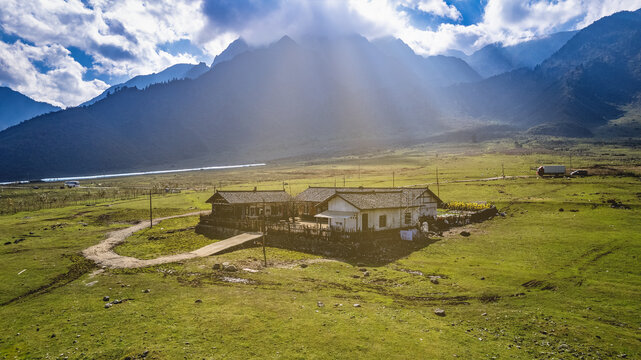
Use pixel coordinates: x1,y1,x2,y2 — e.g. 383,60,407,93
0,0,640,108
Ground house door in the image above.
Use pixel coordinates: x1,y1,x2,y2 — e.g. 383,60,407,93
361,213,368,231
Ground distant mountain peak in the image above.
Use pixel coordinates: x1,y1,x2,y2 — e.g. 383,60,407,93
211,38,250,67
81,62,209,106
373,36,480,87
274,35,297,48
465,31,577,77
372,36,414,55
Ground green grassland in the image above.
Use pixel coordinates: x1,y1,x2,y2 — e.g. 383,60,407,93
114,216,219,260
0,138,640,359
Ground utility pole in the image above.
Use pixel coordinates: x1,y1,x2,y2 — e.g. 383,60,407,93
569,153,573,171
343,175,346,187
502,163,505,179
436,167,440,198
149,189,153,228
261,202,267,267
262,226,267,267
334,177,337,188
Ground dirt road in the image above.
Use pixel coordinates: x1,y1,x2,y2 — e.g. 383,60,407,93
82,211,262,269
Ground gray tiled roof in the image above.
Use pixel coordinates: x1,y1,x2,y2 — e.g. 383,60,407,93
333,191,423,210
295,186,440,206
294,187,348,202
206,190,292,204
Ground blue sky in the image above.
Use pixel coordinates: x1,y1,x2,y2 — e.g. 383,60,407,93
0,0,640,107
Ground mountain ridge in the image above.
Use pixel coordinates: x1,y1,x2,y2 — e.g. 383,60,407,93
81,62,210,106
447,8,641,135
464,30,577,78
0,87,61,131
0,35,446,181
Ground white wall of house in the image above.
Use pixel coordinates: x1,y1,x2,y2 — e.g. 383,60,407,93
417,193,439,218
327,195,438,231
328,197,358,212
419,202,438,218
326,197,358,231
359,208,402,231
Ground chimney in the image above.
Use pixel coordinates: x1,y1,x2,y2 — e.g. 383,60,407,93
253,186,257,192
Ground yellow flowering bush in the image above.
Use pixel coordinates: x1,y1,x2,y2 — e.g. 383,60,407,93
443,201,492,211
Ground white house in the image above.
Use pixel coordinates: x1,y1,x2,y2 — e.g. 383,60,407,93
314,188,441,232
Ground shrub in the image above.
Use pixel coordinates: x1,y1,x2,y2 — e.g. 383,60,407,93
443,201,492,211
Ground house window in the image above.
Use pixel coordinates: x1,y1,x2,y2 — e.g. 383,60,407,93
250,207,256,216
404,212,412,225
379,215,387,228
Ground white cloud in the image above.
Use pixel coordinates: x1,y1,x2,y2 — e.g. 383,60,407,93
199,0,641,56
577,0,641,27
415,0,462,20
0,0,230,106
360,0,641,55
0,40,109,107
199,0,397,46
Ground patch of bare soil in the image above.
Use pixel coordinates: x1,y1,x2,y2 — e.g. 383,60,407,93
522,279,557,291
272,258,338,269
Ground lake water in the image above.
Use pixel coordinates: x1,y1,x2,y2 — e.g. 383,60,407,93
0,163,266,185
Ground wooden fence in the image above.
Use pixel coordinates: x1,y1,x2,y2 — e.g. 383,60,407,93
198,214,406,242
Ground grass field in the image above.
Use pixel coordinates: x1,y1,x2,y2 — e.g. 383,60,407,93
114,216,219,260
0,138,640,359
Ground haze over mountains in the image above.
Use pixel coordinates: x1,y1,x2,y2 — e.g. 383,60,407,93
461,31,577,78
1,8,640,181
81,62,210,106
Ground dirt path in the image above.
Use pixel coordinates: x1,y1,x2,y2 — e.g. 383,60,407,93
82,211,262,269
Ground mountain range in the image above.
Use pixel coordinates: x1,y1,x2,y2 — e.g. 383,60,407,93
1,8,640,181
81,62,210,106
447,8,641,136
460,31,577,78
0,87,60,131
